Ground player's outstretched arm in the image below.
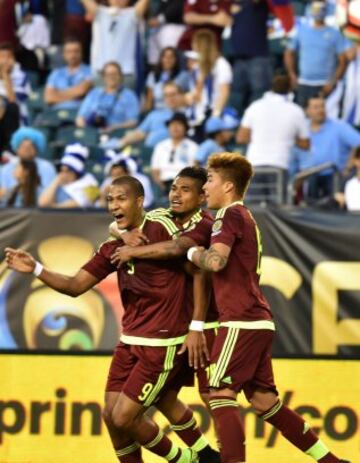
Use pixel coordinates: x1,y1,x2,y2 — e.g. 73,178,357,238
5,247,99,297
110,236,195,266
188,243,230,272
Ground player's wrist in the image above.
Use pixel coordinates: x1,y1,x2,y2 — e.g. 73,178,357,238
187,246,198,262
189,320,204,332
33,261,43,277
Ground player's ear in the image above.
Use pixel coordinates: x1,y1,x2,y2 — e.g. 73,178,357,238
198,190,206,206
136,195,144,209
223,180,235,195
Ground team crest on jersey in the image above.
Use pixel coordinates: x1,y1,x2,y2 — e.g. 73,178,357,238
211,219,222,236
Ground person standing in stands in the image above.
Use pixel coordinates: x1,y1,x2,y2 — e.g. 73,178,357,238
285,0,348,108
80,0,149,89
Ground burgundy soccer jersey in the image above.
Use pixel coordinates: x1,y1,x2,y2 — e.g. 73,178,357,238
82,219,189,343
210,202,273,322
179,0,232,49
180,210,219,323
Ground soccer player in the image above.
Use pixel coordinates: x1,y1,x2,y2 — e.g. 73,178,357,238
109,167,219,405
185,152,351,463
5,176,211,463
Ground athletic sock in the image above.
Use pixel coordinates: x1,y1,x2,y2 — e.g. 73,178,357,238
262,401,341,463
171,408,210,453
141,426,183,462
115,441,143,462
209,396,246,463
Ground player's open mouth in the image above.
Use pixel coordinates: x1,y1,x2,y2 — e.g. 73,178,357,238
171,201,182,206
114,213,125,222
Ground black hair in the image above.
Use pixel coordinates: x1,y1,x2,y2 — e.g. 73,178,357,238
154,47,181,83
177,166,207,193
111,175,144,197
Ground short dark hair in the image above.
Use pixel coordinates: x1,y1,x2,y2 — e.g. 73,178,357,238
111,175,144,197
0,42,15,55
207,152,253,198
271,74,291,95
306,94,325,108
177,166,208,193
63,37,83,47
353,146,360,159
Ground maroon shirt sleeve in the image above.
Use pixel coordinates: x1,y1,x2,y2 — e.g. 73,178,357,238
82,241,118,280
211,207,243,249
181,218,212,247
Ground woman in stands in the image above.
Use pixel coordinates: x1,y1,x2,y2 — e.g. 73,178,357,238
144,46,188,111
185,28,233,126
75,61,140,134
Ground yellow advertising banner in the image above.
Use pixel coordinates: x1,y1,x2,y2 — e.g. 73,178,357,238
0,355,358,463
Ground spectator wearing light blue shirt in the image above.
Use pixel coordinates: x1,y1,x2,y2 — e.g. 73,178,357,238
115,82,187,148
44,38,93,111
0,127,56,206
285,0,347,108
76,62,139,134
291,96,360,198
196,112,239,166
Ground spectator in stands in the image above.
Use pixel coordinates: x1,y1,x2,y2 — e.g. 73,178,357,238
99,150,154,208
80,0,149,87
0,43,31,124
108,82,187,149
44,38,92,111
285,0,348,108
151,112,198,193
195,112,239,166
144,47,188,111
5,159,40,207
230,0,273,113
179,0,232,50
236,74,310,201
16,7,50,73
147,0,186,65
0,97,20,153
293,96,360,199
341,44,360,128
0,127,56,204
39,143,99,208
0,0,17,48
186,28,233,125
335,147,360,211
76,62,139,133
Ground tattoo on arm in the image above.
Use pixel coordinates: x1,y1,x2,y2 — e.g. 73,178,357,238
197,246,227,272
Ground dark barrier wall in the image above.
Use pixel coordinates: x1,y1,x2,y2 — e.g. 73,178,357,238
0,208,359,356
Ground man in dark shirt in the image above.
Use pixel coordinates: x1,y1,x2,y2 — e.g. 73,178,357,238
5,176,209,463
230,0,273,112
187,152,351,463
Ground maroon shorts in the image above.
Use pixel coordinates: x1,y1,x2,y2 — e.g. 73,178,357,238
209,326,278,400
106,342,190,406
196,327,218,395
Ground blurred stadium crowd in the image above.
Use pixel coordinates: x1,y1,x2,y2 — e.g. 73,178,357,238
0,0,360,211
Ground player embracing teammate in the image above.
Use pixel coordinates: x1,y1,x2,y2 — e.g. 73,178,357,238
5,154,351,463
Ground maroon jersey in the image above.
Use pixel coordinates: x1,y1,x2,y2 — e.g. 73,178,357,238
210,202,273,323
180,210,219,323
179,0,232,50
83,218,189,345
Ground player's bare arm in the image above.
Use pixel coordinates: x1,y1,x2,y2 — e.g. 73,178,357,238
109,221,149,246
189,243,231,273
5,247,99,297
110,236,195,266
178,263,211,370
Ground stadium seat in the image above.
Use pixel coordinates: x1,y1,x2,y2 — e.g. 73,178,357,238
27,70,41,89
55,126,99,147
34,108,78,129
27,87,46,122
139,145,153,167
